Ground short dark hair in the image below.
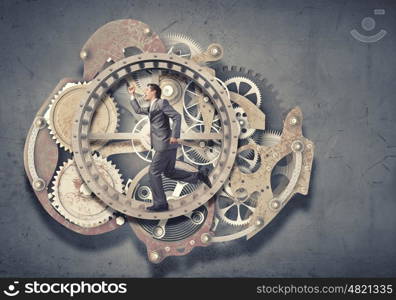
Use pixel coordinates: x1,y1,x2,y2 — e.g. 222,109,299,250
147,83,161,98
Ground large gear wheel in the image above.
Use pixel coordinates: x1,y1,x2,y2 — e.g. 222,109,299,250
49,154,123,228
71,52,239,220
46,82,119,152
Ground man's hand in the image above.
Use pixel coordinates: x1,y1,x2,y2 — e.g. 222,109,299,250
127,84,135,95
169,137,179,144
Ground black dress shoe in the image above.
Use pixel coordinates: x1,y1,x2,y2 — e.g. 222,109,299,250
198,168,212,188
146,203,169,212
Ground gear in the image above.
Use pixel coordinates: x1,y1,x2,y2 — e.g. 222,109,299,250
127,160,215,263
225,76,262,108
233,106,255,139
216,130,285,227
133,70,188,108
181,123,222,166
215,184,258,227
23,19,316,264
162,33,205,59
47,82,119,152
49,154,123,228
223,76,263,141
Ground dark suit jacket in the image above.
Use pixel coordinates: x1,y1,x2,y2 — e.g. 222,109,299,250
130,96,181,151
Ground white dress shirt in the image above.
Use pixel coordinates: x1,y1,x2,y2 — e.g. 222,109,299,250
149,97,159,112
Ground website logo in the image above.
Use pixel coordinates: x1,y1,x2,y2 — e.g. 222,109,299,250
351,9,387,43
3,281,20,297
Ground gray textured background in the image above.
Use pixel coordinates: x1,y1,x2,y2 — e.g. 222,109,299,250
1,0,395,277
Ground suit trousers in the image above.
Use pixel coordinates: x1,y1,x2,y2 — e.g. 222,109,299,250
149,147,200,205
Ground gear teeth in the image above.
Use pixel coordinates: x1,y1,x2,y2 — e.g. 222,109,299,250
266,129,282,137
215,188,257,227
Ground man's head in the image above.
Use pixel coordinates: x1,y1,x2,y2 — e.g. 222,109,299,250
144,83,161,101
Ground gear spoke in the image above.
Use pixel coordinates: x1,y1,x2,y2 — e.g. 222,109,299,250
218,203,234,216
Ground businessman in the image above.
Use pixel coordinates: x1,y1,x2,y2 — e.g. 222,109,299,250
128,82,212,212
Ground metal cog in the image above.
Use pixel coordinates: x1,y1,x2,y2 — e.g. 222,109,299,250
255,129,295,182
214,130,288,227
234,106,255,139
259,129,282,146
163,32,205,59
49,154,124,228
47,82,119,152
225,76,262,108
236,142,261,174
182,80,221,127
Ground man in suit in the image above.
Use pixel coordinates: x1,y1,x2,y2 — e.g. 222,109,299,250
128,82,212,212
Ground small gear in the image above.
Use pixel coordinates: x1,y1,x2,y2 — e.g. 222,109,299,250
162,33,205,59
181,123,222,166
49,154,124,228
47,82,119,152
234,106,255,139
182,80,221,129
23,19,316,262
225,76,262,108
